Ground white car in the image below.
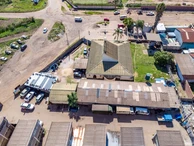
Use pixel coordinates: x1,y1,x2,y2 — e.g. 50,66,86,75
0,57,7,61
24,91,35,102
21,103,35,110
146,11,154,16
35,93,44,104
43,28,48,34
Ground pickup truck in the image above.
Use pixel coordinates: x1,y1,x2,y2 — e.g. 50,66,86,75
157,114,173,122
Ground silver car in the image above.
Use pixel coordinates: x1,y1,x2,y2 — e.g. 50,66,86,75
24,91,35,102
35,93,44,104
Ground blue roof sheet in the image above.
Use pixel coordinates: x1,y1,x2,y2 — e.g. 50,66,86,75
164,114,173,121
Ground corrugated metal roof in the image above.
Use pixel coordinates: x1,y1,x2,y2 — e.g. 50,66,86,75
177,28,194,43
7,120,38,146
77,79,179,109
49,83,77,104
121,127,145,146
146,33,162,42
86,40,133,76
175,54,194,75
156,130,185,146
45,122,72,146
92,104,112,112
83,124,106,146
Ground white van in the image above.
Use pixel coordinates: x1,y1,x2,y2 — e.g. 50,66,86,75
75,17,82,22
120,15,127,20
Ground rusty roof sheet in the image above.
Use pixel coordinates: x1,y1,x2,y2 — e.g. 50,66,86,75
83,124,106,146
156,130,185,146
177,28,194,43
121,127,145,146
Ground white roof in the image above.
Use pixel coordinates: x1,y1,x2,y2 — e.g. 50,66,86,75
156,23,166,31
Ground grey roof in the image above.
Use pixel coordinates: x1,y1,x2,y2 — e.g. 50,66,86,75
74,58,88,69
156,130,185,146
146,33,162,42
24,72,57,92
83,124,106,146
175,54,194,75
7,120,38,146
77,79,179,109
121,127,145,146
86,40,133,76
45,122,72,146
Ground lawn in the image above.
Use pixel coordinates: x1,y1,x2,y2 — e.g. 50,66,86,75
0,18,44,38
0,0,47,12
72,0,108,4
130,43,169,82
48,22,65,41
84,11,104,15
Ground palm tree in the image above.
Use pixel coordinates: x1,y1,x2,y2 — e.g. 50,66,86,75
153,3,166,31
67,92,78,108
136,20,144,29
123,17,134,38
113,28,123,42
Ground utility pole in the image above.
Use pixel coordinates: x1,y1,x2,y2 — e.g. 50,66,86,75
66,32,69,45
78,30,80,39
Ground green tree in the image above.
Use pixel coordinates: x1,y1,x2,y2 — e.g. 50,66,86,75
67,92,78,108
123,17,134,31
113,28,123,42
154,51,174,67
136,20,144,29
153,3,166,31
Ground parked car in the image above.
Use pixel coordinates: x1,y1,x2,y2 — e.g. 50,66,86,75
24,91,35,102
75,17,82,22
118,24,125,28
74,71,82,78
21,35,27,39
35,93,44,104
0,57,7,61
20,44,27,51
119,27,123,33
104,18,110,21
146,11,154,16
17,39,23,45
20,87,31,98
114,11,120,15
43,28,48,34
10,43,19,49
5,50,12,55
21,103,35,111
83,48,88,55
137,10,143,15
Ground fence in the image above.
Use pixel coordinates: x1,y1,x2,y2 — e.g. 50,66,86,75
141,5,194,11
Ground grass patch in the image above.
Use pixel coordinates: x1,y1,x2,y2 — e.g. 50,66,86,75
84,11,104,15
65,1,72,9
72,0,108,4
48,21,65,42
0,37,29,66
0,18,43,38
66,76,75,84
0,0,47,12
131,43,169,82
61,6,66,13
0,17,9,20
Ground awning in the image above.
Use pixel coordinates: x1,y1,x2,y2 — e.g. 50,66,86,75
164,114,173,122
92,104,113,112
146,33,162,42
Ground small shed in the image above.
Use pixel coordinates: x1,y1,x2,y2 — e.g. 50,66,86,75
156,23,166,33
146,33,162,42
49,83,77,104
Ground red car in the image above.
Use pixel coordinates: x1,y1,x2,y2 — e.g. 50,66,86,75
118,24,125,28
104,18,110,21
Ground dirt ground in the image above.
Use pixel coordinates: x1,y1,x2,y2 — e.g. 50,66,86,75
0,0,194,145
